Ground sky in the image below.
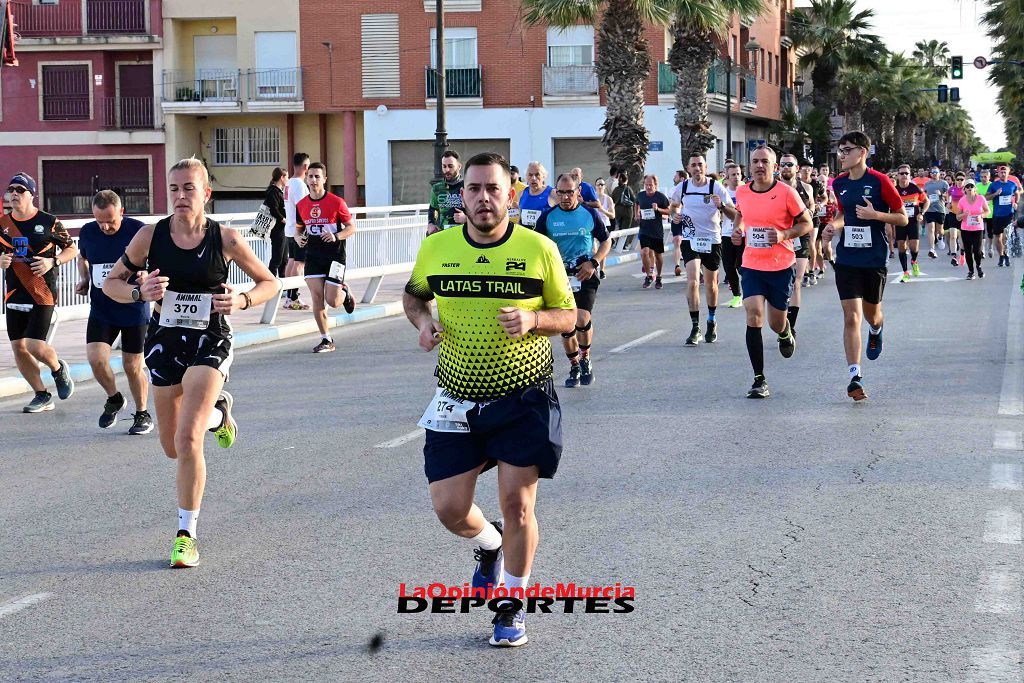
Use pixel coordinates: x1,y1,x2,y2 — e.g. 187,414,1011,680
796,0,1005,150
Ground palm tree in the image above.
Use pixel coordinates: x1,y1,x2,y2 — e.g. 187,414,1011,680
664,0,767,161
522,0,670,189
982,0,1024,162
911,39,950,79
767,106,830,158
786,0,885,164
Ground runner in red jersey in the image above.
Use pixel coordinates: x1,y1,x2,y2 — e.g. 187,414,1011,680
295,162,357,353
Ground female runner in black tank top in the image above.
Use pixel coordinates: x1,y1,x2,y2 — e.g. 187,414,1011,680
103,158,278,568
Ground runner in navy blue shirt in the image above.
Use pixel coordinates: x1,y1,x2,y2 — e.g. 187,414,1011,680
76,190,153,434
822,132,907,402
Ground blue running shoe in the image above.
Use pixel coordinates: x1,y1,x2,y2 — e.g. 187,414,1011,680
866,328,883,361
471,521,503,593
490,604,528,647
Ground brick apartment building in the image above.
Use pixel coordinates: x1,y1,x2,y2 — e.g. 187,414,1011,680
300,0,800,207
2,0,166,215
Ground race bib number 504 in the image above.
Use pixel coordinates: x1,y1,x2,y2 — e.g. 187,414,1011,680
747,227,772,249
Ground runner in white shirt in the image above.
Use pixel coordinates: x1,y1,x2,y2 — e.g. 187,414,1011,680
283,152,311,310
670,154,738,346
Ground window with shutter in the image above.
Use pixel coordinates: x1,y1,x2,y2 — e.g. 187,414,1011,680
362,14,400,98
42,64,90,121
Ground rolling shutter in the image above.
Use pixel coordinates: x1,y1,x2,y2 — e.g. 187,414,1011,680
362,14,400,98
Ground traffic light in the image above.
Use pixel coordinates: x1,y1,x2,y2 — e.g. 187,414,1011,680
950,87,960,103
951,55,964,79
937,84,948,103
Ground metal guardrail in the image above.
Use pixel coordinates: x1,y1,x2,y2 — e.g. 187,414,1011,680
0,205,430,336
100,95,155,130
425,66,482,98
163,69,241,103
246,67,303,102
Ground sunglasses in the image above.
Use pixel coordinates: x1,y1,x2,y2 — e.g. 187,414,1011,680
6,185,29,194
596,183,605,187
779,162,796,168
898,172,910,175
554,189,576,196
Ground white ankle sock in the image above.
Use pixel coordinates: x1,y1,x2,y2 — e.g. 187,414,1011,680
205,405,224,431
469,521,502,551
868,324,883,335
849,364,861,380
502,570,529,593
178,508,199,537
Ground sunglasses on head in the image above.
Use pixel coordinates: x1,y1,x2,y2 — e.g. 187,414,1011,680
6,185,29,194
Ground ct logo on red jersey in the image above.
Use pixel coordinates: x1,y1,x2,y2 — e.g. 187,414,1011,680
310,206,322,219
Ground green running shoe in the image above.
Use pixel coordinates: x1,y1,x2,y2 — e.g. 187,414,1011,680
900,273,911,283
211,390,237,449
728,295,743,308
170,532,199,568
911,262,921,277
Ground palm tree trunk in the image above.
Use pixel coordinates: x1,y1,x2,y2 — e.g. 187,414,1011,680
810,63,837,166
668,21,718,162
596,0,650,191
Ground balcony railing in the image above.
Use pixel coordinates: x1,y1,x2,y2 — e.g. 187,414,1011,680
658,62,675,94
542,65,598,96
780,87,795,112
100,96,154,129
11,1,82,37
740,75,757,104
86,0,146,34
11,0,147,37
246,67,303,102
425,66,482,98
162,69,240,103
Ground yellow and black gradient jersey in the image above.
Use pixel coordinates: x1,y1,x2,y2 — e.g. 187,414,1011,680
406,224,575,401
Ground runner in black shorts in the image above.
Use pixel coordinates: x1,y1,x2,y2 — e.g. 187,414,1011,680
103,157,278,569
535,173,610,388
76,189,153,433
635,175,670,288
0,171,77,413
778,153,815,333
822,132,907,401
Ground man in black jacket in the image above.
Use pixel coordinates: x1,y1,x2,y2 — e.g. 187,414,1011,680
266,167,288,281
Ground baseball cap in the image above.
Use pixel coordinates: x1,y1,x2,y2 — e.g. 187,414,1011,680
8,172,37,195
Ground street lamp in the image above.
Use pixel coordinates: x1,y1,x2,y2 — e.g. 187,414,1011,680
725,39,761,163
432,0,448,185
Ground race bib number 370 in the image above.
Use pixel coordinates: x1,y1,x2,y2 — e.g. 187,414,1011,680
159,291,212,329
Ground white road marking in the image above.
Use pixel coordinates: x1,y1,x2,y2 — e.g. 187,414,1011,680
889,274,961,283
993,430,1023,451
984,508,1022,544
992,464,1023,490
998,275,1024,415
975,572,1021,613
610,330,668,354
375,429,424,449
0,592,53,619
967,646,1021,682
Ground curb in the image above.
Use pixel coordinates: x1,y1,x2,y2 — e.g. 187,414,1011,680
0,300,405,400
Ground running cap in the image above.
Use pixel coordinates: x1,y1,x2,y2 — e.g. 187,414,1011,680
8,172,37,195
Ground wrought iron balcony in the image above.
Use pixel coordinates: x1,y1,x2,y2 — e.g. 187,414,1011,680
100,96,155,129
162,69,240,103
11,0,147,37
245,67,303,102
425,66,482,98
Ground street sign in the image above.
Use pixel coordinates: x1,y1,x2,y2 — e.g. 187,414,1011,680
747,139,766,151
830,127,843,142
974,56,988,69
647,141,663,152
869,144,876,155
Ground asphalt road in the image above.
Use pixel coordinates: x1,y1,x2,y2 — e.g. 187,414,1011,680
1,254,1023,682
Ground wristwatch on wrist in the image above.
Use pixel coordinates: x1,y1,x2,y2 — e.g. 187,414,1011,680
131,286,142,302
589,258,599,269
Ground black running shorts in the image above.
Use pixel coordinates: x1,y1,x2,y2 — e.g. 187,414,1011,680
86,318,147,354
943,212,960,230
834,264,887,304
288,237,307,262
304,251,346,281
681,240,723,271
571,275,599,313
991,214,1014,236
144,315,233,387
924,211,944,225
6,305,54,342
422,380,562,483
895,225,920,242
638,235,664,253
740,266,795,312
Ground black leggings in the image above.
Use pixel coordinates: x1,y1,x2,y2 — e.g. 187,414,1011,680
268,224,288,278
962,230,984,272
721,238,744,296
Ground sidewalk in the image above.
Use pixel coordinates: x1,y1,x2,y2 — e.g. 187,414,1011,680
0,250,642,399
